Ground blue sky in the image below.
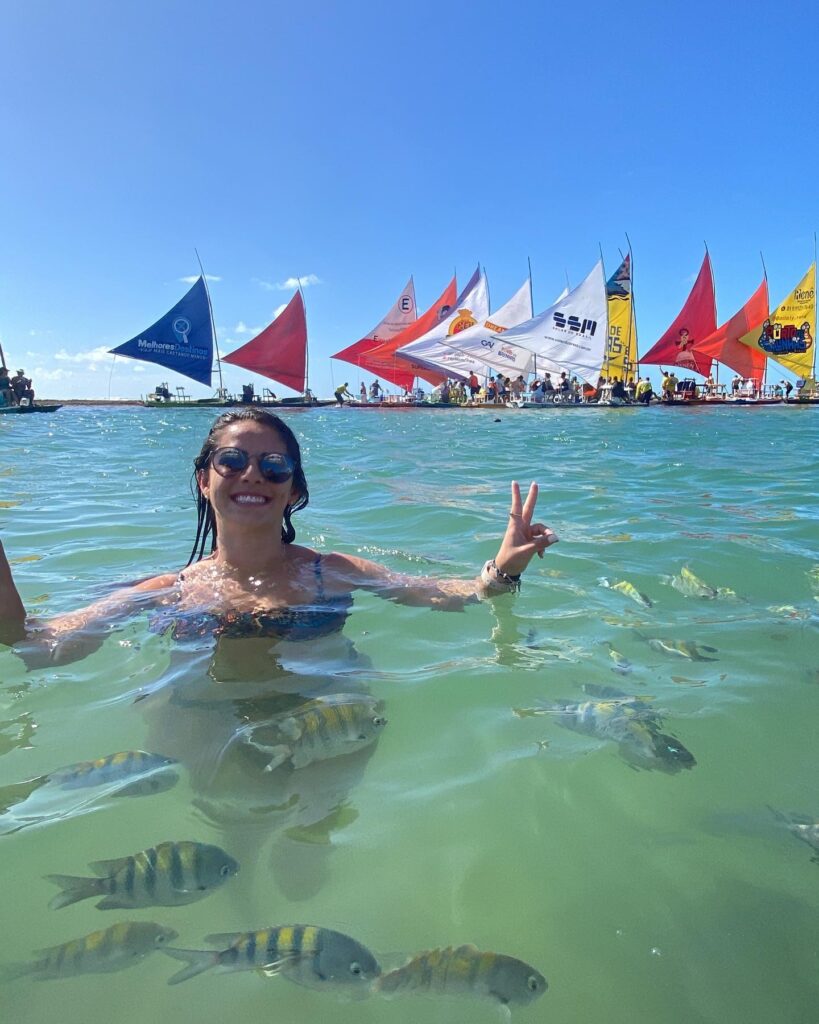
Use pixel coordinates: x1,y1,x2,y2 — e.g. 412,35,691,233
1,0,816,399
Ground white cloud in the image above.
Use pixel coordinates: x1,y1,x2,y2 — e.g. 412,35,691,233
31,367,75,382
179,274,221,284
55,346,116,364
253,273,321,292
272,303,288,318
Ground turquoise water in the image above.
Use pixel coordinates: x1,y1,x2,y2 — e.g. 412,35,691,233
1,404,818,1023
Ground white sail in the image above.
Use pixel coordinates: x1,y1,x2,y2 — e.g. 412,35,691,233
483,262,608,382
393,266,490,378
397,277,532,379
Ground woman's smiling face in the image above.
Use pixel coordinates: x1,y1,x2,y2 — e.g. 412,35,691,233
198,420,301,525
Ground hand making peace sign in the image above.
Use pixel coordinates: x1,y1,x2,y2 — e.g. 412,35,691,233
494,482,559,578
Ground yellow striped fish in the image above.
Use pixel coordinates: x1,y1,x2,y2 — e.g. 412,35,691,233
374,945,547,1007
46,841,238,910
4,921,177,980
161,924,380,989
646,638,718,661
240,695,387,772
49,750,179,796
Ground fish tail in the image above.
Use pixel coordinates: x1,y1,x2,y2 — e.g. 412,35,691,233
45,874,105,910
162,947,219,985
0,961,33,982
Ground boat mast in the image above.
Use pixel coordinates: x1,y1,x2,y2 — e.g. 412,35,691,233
625,233,639,380
704,240,718,392
528,256,537,381
299,278,308,395
0,338,7,369
196,249,224,397
813,233,817,385
759,250,769,394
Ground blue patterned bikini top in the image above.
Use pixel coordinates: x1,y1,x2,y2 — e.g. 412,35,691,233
151,555,352,642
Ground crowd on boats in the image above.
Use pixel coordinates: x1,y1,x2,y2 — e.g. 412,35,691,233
0,366,36,407
343,369,806,407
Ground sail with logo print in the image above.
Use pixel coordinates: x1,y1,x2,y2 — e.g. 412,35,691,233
640,252,716,377
466,261,608,382
109,276,231,407
737,263,816,380
392,267,492,380
334,276,458,390
604,253,639,381
395,276,533,380
331,278,418,375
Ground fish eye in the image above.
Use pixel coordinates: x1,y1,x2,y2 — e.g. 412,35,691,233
156,934,167,944
527,975,540,991
220,863,232,877
372,716,385,727
349,961,362,975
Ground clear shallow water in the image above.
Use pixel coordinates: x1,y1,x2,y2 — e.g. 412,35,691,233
1,404,817,1024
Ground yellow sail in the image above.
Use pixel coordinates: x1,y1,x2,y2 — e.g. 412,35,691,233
604,255,638,381
738,263,815,378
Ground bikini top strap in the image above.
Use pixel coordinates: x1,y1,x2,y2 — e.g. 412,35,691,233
313,553,326,602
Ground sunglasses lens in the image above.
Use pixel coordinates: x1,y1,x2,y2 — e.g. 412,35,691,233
259,454,294,483
213,448,248,475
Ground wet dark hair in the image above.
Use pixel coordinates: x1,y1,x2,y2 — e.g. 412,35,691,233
187,408,309,565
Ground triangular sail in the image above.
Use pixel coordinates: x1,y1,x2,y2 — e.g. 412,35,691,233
485,261,608,382
223,291,307,393
605,255,638,380
641,253,716,376
109,277,214,386
396,277,532,380
332,277,417,366
737,264,815,379
696,279,768,384
347,276,458,389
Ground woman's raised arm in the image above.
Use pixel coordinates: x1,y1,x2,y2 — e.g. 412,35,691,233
325,482,558,609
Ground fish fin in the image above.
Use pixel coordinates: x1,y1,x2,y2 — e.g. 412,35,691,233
262,747,291,773
453,943,480,955
277,717,303,742
161,947,219,985
88,856,130,877
700,645,718,653
45,874,104,910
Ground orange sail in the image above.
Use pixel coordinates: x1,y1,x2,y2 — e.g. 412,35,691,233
352,278,457,389
696,279,769,384
223,291,307,393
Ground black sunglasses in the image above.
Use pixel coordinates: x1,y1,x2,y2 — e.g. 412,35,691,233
209,447,295,484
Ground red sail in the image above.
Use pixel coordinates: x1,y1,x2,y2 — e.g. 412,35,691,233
641,253,717,376
355,278,457,388
695,279,768,384
223,291,306,393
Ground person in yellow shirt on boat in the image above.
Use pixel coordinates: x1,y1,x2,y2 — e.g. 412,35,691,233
660,369,676,402
334,383,354,406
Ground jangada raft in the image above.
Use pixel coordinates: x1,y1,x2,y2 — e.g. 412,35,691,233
109,275,327,409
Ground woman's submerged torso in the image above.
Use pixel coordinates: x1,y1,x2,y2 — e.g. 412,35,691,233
149,551,354,643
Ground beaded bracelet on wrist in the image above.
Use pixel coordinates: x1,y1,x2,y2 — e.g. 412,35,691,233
481,559,522,593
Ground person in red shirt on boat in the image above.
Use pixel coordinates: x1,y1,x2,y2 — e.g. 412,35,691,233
468,371,480,398
0,408,559,662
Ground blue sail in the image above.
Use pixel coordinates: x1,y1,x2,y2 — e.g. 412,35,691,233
109,277,214,386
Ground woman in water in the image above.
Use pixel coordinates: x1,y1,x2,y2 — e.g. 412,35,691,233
0,408,558,663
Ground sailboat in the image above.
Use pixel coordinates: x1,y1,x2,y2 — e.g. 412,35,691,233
109,276,233,408
640,252,717,400
222,290,332,407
